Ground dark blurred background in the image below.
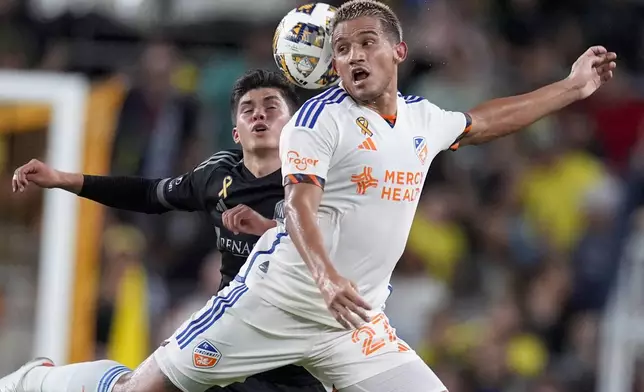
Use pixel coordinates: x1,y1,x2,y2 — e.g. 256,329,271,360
0,0,643,391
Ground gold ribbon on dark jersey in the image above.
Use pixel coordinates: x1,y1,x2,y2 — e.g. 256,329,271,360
218,176,233,199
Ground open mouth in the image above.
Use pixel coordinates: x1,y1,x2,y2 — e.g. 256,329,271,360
351,68,370,84
252,123,268,133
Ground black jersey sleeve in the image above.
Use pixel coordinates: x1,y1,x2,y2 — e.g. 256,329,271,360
78,150,242,214
158,149,243,211
79,175,168,213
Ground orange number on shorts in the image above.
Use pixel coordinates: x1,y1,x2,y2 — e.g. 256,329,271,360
397,340,411,352
371,313,397,343
352,313,402,357
352,325,386,356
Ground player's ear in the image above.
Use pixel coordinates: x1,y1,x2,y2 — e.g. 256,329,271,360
393,41,408,64
232,128,241,144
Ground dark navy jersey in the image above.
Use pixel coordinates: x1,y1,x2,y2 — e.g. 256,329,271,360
157,149,285,282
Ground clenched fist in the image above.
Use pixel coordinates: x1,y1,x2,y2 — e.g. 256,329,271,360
222,204,276,236
11,159,82,194
12,159,62,193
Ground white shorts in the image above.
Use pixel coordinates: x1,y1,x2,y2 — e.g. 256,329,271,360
154,280,445,392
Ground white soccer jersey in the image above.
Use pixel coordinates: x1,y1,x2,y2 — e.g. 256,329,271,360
235,84,470,328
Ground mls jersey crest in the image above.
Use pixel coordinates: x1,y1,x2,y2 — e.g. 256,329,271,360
413,136,428,165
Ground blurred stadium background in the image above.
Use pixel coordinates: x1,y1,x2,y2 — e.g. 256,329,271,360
0,0,643,391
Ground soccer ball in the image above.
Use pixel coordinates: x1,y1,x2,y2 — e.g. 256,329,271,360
273,3,340,90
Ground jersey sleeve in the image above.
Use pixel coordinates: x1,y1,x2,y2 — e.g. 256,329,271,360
423,101,473,151
280,117,338,189
157,150,242,211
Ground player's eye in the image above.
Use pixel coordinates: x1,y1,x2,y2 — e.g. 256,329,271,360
363,40,375,47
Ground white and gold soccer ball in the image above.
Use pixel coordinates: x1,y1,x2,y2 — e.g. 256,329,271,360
273,3,340,90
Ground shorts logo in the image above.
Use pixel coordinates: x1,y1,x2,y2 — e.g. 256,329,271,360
193,340,222,369
413,136,428,165
258,260,269,273
287,151,319,171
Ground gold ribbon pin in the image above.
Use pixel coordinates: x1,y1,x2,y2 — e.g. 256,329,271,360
356,117,373,137
218,176,233,198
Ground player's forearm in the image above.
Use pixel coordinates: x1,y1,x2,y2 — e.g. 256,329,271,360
284,195,338,284
78,175,169,214
56,171,84,194
463,78,580,145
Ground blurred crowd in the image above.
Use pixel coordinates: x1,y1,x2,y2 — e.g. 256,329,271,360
0,0,644,391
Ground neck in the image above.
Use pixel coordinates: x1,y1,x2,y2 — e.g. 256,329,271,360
361,80,399,115
242,150,281,178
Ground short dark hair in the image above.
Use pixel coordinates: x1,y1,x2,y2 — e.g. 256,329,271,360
230,69,299,123
332,0,403,43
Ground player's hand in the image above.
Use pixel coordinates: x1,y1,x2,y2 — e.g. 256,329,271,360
12,159,62,193
222,204,276,236
317,271,372,329
568,46,617,100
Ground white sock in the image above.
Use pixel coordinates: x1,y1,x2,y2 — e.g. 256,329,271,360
22,360,131,392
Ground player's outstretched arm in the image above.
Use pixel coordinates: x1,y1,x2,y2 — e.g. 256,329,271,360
284,183,371,329
11,157,210,214
458,46,617,147
12,158,171,213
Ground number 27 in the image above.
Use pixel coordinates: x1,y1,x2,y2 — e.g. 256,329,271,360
351,314,409,357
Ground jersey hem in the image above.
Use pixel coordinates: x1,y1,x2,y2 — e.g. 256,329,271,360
448,112,473,151
283,173,326,189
